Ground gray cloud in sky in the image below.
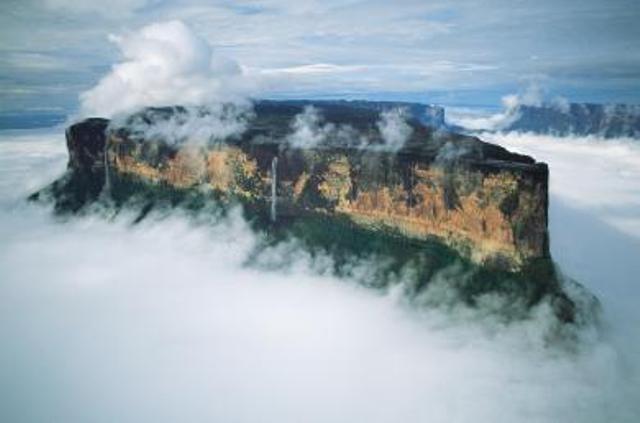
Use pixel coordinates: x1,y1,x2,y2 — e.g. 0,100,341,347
1,0,639,113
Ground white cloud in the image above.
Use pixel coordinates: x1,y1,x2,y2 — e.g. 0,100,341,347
258,63,366,76
111,103,254,145
376,107,413,151
446,83,568,131
80,20,253,118
286,105,364,148
286,106,413,151
287,105,327,147
445,107,515,131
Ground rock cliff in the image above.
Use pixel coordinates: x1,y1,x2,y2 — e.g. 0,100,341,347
55,101,549,270
33,100,587,320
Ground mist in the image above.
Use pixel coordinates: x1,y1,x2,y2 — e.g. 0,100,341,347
0,128,639,422
376,108,413,151
109,103,254,146
445,84,577,132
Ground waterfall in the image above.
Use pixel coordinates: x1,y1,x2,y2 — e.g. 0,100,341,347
103,143,111,197
270,156,278,222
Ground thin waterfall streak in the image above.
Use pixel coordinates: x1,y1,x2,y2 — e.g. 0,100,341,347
271,156,278,222
103,143,111,197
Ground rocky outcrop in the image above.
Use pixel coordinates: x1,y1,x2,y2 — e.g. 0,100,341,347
503,103,640,139
58,101,550,271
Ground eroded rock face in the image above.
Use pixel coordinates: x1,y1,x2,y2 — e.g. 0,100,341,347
62,102,550,271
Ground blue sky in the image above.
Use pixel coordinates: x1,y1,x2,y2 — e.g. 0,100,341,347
1,0,639,114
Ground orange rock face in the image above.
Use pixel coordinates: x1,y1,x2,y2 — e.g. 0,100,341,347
107,134,548,270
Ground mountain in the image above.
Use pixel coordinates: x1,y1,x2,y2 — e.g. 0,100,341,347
34,100,584,321
503,102,640,138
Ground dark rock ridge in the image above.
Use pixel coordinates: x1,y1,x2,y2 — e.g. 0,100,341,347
36,100,585,321
503,102,640,139
263,99,447,128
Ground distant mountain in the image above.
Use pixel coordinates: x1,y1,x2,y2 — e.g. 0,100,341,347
503,103,640,139
0,112,67,130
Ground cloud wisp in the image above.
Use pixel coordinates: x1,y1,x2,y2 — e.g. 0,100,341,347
109,103,255,146
376,107,413,151
285,105,413,151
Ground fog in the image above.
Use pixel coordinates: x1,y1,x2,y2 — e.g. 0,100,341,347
0,129,639,422
109,103,254,146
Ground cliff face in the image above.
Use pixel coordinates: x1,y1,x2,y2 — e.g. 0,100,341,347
61,102,549,271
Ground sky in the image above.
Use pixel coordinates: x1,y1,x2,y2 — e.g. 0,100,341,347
1,0,639,114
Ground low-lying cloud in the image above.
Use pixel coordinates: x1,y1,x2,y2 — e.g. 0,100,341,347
376,107,413,151
284,105,360,148
110,103,254,146
286,106,412,150
287,106,339,148
1,129,639,422
446,84,570,131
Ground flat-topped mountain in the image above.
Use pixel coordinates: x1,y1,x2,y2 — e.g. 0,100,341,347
62,101,550,269
35,100,583,321
503,102,640,138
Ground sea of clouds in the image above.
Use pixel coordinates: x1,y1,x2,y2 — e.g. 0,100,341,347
0,124,639,423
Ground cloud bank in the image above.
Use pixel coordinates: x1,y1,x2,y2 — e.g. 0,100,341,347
80,20,252,118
